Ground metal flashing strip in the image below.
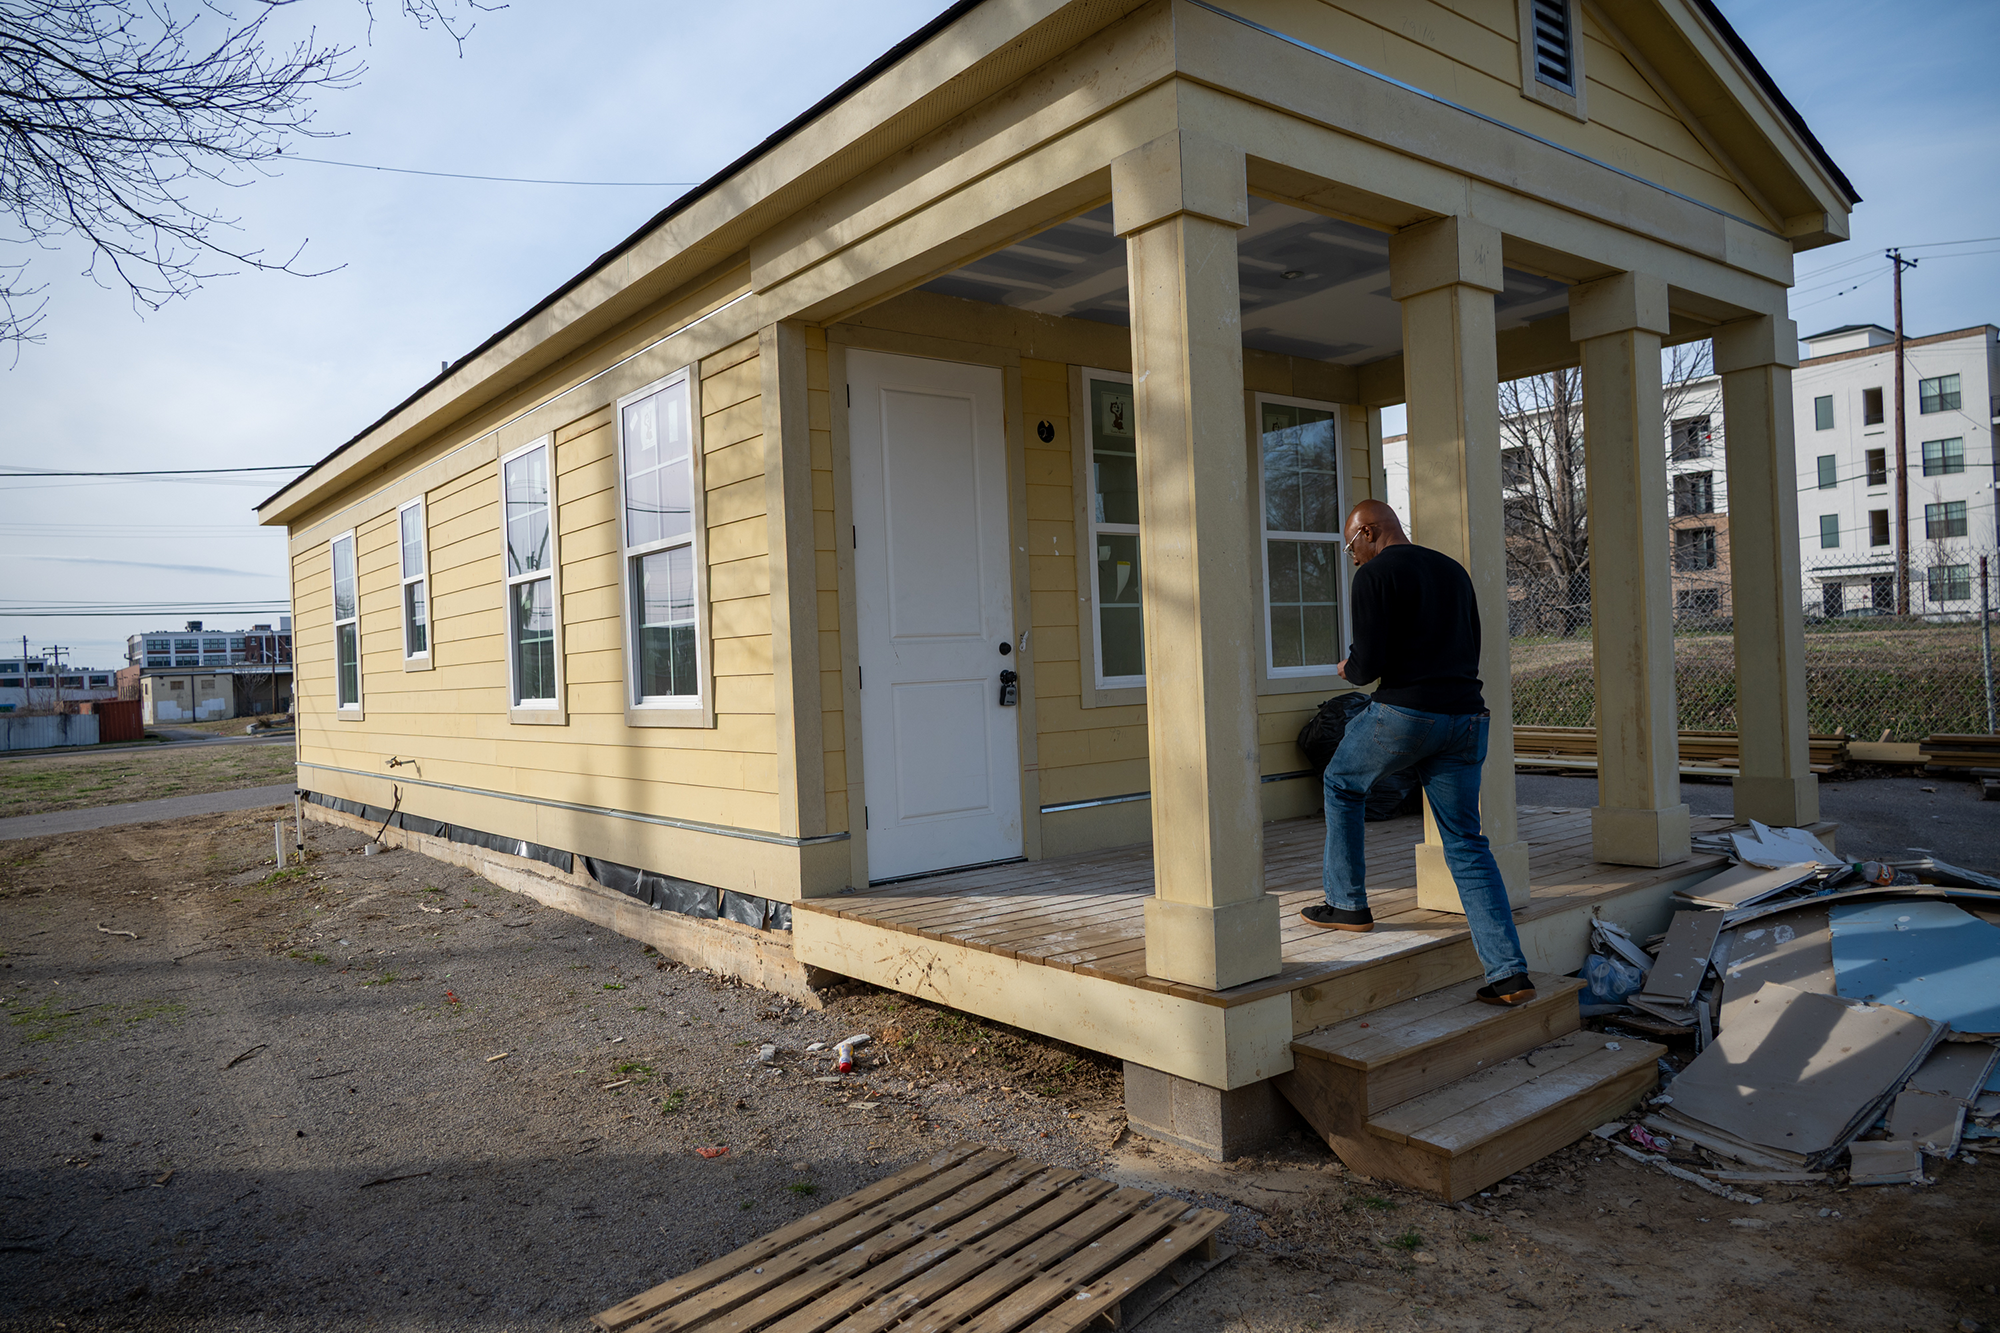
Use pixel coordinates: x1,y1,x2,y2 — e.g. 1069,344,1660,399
297,760,848,849
284,291,754,541
1186,0,1781,239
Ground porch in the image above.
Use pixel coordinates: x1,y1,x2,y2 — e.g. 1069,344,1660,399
792,806,1744,1094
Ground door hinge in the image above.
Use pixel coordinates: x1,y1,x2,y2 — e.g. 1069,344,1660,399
864,806,869,829
846,384,851,407
857,665,862,689
852,525,857,549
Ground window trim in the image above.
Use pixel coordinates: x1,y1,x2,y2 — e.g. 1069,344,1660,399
613,366,715,729
330,528,363,719
1918,373,1961,415
500,435,567,725
1516,0,1587,121
1815,454,1838,489
1924,499,1968,541
1252,390,1353,692
1817,514,1840,549
397,497,433,670
1813,395,1835,431
1929,563,1972,603
1071,365,1145,708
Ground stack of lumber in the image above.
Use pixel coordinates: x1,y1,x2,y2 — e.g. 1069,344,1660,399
1513,726,1849,775
1920,734,2000,770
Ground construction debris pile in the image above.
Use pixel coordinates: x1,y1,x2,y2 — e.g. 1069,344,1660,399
1579,821,2000,1190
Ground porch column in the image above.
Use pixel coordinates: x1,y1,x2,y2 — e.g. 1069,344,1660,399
1388,215,1529,910
1113,129,1280,991
1715,314,1819,826
1571,273,1690,866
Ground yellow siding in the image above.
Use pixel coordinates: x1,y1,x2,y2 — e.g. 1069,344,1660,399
291,337,783,844
1232,0,1770,226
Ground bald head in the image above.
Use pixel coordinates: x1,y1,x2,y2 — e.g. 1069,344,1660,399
1343,500,1409,566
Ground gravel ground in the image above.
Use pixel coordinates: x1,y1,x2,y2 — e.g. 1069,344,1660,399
4,806,1996,1333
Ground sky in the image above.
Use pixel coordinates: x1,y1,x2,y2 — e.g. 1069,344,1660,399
4,0,1997,671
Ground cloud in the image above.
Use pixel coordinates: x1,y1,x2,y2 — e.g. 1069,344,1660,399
15,555,282,579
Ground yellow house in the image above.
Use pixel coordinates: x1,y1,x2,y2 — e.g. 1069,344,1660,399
258,0,1853,1187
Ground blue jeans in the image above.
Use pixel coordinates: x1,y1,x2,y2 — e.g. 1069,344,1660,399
1321,701,1529,983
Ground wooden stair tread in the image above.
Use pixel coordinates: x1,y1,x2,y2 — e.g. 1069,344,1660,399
1369,1033,1666,1157
1290,973,1582,1070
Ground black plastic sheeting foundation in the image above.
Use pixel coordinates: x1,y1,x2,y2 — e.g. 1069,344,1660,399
586,857,791,932
302,791,573,873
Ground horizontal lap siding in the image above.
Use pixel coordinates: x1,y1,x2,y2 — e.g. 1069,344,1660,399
290,334,783,837
1234,0,1768,226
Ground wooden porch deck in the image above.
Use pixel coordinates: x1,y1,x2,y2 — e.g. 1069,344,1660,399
794,806,1734,1020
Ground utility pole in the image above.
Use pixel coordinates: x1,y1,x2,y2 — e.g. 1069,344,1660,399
1889,248,1919,615
1983,555,1995,735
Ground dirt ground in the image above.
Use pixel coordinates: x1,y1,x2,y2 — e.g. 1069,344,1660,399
3,808,1996,1333
0,743,296,820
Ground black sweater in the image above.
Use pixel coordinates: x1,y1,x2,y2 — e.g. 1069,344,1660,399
1342,543,1486,715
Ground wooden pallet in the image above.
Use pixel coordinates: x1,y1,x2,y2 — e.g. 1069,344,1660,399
593,1145,1230,1333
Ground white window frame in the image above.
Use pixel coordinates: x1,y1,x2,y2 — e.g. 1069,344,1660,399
330,529,362,718
398,497,432,669
500,436,565,724
1253,392,1353,690
1075,366,1145,700
613,366,713,727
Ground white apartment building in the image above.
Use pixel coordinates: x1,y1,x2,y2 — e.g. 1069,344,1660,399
0,658,117,714
1796,323,2000,618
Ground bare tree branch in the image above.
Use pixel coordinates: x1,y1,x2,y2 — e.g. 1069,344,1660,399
0,0,502,352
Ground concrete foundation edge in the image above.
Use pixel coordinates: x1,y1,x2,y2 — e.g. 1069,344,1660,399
1123,1062,1310,1161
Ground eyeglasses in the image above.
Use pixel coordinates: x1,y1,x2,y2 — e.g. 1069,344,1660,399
1342,524,1375,553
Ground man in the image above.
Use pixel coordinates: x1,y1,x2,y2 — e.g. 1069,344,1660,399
1298,499,1536,1007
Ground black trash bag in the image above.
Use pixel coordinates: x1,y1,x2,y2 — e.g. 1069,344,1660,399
1296,695,1425,821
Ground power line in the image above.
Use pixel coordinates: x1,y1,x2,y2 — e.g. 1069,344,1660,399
0,465,312,477
1794,234,2000,284
277,154,695,188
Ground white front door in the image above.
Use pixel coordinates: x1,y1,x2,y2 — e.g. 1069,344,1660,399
848,350,1022,882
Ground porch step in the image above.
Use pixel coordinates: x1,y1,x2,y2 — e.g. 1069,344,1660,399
1285,971,1585,1118
1275,975,1662,1200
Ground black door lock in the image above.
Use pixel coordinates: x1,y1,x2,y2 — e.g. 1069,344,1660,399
998,669,1019,707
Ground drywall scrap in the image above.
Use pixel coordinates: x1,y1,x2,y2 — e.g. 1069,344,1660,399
1651,982,1944,1171
1828,900,2000,1037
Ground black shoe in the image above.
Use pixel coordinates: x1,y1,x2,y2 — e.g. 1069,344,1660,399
1475,973,1537,1006
1299,903,1374,932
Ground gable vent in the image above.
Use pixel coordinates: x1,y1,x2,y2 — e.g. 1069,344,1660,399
1531,0,1575,91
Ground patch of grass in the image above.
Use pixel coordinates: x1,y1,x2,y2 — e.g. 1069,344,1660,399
1466,1232,1491,1244
616,1062,655,1079
258,866,309,887
1388,1230,1424,1252
733,1040,753,1048
602,983,625,991
7,995,186,1044
659,1089,689,1114
1357,1195,1396,1213
787,1182,819,1197
421,885,445,894
739,1200,756,1211
0,743,295,818
360,973,398,987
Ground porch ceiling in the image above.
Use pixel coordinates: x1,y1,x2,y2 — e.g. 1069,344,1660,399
921,199,1572,368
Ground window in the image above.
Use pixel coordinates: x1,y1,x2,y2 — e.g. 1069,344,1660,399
398,498,430,661
59,676,82,688
1675,588,1721,621
1925,500,1968,540
88,675,109,687
1258,396,1345,675
331,530,361,711
616,369,705,715
1918,374,1960,415
1929,564,1972,603
1670,415,1712,461
502,439,560,713
1673,471,1714,517
28,677,51,688
1674,527,1717,571
1921,437,1964,476
1870,575,1895,611
0,678,20,689
1818,514,1840,549
1813,395,1834,430
1862,387,1884,425
1084,371,1143,688
1501,447,1530,489
1869,510,1890,547
1821,582,1844,618
1865,448,1887,487
1816,455,1837,489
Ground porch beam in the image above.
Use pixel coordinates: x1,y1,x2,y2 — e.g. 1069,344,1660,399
1113,129,1282,992
1571,273,1691,867
1388,215,1530,910
1714,314,1819,826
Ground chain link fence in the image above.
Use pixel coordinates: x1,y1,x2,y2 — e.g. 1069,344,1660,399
1508,547,2000,741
